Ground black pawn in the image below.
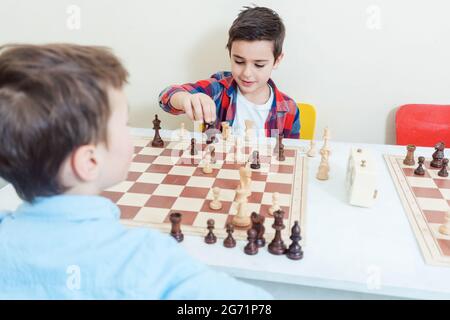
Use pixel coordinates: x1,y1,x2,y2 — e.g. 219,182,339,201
223,223,236,248
190,138,198,156
250,151,261,170
244,229,258,255
204,219,217,244
287,221,304,260
438,158,449,177
414,156,425,176
151,114,164,148
169,212,183,242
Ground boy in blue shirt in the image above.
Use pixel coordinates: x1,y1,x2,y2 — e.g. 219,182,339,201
0,44,271,299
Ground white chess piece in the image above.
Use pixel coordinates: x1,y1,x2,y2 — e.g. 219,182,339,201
307,140,317,157
221,122,230,141
232,188,251,227
209,187,222,210
202,154,213,174
320,127,331,154
244,120,255,143
316,149,330,180
268,192,281,215
439,209,450,235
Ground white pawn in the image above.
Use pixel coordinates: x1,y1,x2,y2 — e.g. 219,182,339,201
268,192,281,215
439,209,450,235
307,140,316,157
202,154,213,174
320,127,331,154
209,187,222,210
316,149,330,180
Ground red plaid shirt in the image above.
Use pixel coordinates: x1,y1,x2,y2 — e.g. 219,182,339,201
159,71,300,138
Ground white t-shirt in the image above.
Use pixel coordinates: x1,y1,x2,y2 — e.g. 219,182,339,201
232,84,274,138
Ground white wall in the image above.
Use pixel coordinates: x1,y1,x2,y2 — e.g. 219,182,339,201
1,0,449,144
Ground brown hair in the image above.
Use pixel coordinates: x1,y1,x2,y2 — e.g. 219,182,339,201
226,6,286,61
0,44,128,202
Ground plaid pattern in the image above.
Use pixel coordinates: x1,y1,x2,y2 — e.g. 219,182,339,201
159,71,300,139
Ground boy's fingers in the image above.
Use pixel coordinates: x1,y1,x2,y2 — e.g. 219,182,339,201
200,95,214,123
183,101,194,121
209,102,216,122
191,96,204,122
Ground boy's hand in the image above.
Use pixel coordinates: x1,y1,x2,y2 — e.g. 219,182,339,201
170,92,216,123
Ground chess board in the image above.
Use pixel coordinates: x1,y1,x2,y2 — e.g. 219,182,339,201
385,155,450,267
101,135,308,243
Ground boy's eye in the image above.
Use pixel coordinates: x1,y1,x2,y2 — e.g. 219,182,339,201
234,60,244,64
255,64,265,68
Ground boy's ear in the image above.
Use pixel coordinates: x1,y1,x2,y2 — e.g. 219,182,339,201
70,145,100,182
273,52,284,69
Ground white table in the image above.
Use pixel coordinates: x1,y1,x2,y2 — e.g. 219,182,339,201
1,128,449,300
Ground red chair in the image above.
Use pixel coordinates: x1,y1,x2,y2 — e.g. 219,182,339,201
396,104,450,147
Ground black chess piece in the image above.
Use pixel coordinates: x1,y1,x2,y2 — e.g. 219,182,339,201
169,212,183,242
204,219,217,244
273,133,283,154
205,122,218,144
277,144,286,162
250,151,261,170
244,229,258,255
438,158,449,177
151,114,164,148
414,156,425,176
223,223,236,248
286,221,304,260
268,210,287,255
431,142,445,168
209,145,216,164
190,138,198,156
251,212,265,247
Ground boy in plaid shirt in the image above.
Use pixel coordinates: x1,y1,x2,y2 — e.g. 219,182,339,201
159,6,300,139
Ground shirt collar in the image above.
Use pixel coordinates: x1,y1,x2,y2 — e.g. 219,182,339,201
14,195,120,221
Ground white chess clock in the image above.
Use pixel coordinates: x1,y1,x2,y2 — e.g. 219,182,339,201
345,148,378,207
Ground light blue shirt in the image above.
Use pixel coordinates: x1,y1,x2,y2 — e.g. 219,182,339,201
0,195,272,299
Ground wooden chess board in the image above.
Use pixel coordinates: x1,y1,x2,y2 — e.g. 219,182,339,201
385,155,450,267
101,135,308,243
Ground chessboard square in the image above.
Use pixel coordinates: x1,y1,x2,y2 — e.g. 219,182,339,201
152,155,178,166
265,182,292,194
411,187,443,199
261,192,291,206
177,157,201,166
128,182,158,195
266,173,293,184
251,181,268,193
269,164,294,174
153,184,185,197
248,192,264,203
416,198,449,212
437,239,450,256
129,162,151,173
222,162,242,170
248,202,261,214
134,147,143,155
434,179,450,189
260,204,290,218
133,139,150,147
172,197,205,212
252,172,269,182
207,188,236,201
133,154,157,164
186,176,215,188
406,177,437,188
101,191,124,203
145,195,177,209
402,167,431,178
139,147,164,156
146,164,173,174
272,157,295,165
118,205,141,220
117,192,151,207
161,174,190,185
137,172,166,184
193,211,229,229
126,171,142,182
166,210,198,225
193,167,220,178
428,170,446,179
423,210,447,224
167,141,188,150
263,217,275,230
180,186,210,198
161,148,183,157
216,169,240,180
213,178,240,190
105,181,133,193
168,166,197,176
134,207,170,224
201,200,233,214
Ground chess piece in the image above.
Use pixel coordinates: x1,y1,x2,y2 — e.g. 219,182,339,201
403,144,416,166
245,120,255,143
431,142,445,168
205,122,217,144
268,210,287,255
169,212,184,242
209,187,222,210
320,127,331,154
232,188,251,228
316,149,330,180
307,140,316,157
251,212,266,247
277,143,285,161
439,209,450,235
438,158,448,177
202,154,213,174
286,221,304,260
223,223,236,248
244,229,258,255
204,219,217,244
190,138,198,156
273,133,283,154
238,165,252,197
178,122,188,141
221,122,230,141
151,114,164,147
268,192,281,216
209,145,216,164
250,150,261,169
414,156,425,176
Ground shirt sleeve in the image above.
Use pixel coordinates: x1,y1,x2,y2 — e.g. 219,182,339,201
284,104,301,139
